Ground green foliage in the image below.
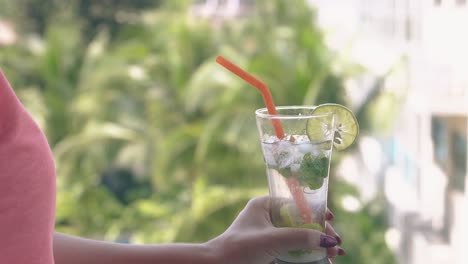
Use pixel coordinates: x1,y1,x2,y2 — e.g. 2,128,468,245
327,171,398,264
0,0,397,263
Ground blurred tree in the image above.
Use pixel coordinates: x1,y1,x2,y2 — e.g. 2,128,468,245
0,0,397,263
0,0,164,37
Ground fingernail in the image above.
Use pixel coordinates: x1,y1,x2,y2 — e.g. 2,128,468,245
320,234,338,248
326,211,335,221
338,247,346,256
335,235,342,245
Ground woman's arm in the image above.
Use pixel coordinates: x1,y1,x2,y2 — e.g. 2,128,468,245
53,232,219,264
54,197,343,264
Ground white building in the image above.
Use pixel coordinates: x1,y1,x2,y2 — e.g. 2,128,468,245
310,1,468,263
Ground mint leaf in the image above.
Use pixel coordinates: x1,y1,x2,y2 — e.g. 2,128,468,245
301,175,324,190
299,154,329,189
278,167,292,177
300,154,329,178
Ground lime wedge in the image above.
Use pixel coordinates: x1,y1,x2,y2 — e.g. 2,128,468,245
307,103,358,151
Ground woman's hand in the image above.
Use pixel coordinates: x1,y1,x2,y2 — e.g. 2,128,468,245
207,196,345,264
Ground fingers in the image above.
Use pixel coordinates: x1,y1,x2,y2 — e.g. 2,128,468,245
269,228,338,252
328,246,346,258
327,246,339,258
324,222,346,258
231,196,271,228
247,199,346,258
245,196,270,212
324,222,341,245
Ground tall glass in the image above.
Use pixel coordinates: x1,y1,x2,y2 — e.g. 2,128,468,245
255,106,335,264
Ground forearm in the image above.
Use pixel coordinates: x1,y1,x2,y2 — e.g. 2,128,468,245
53,232,219,264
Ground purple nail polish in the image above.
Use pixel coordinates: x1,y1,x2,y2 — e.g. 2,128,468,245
338,248,346,256
335,235,342,245
320,234,338,248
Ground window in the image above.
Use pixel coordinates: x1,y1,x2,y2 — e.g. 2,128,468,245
432,118,449,168
451,131,466,192
432,116,467,193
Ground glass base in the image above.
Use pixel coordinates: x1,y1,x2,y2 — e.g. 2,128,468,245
274,257,332,264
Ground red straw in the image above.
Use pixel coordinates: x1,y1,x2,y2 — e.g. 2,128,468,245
215,56,285,139
215,55,313,223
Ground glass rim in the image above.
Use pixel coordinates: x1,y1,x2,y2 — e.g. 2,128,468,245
255,106,333,120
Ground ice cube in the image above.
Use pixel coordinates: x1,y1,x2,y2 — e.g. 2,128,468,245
298,143,313,154
262,143,278,167
276,150,296,168
278,140,293,150
275,141,295,168
264,135,279,144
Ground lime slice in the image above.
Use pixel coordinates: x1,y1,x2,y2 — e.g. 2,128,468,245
301,223,324,232
279,203,300,227
304,113,335,145
307,103,359,151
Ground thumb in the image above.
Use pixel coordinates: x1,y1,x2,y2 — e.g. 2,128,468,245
269,228,338,251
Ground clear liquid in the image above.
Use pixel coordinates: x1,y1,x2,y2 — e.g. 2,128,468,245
261,137,332,263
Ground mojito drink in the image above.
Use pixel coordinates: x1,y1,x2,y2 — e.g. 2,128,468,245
215,55,358,264
256,106,335,264
261,137,332,263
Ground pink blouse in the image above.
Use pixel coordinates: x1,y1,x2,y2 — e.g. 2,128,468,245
0,70,56,263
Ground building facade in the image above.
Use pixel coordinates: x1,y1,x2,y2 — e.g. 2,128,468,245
310,0,468,263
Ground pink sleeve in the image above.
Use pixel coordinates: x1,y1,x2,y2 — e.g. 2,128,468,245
0,70,56,264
